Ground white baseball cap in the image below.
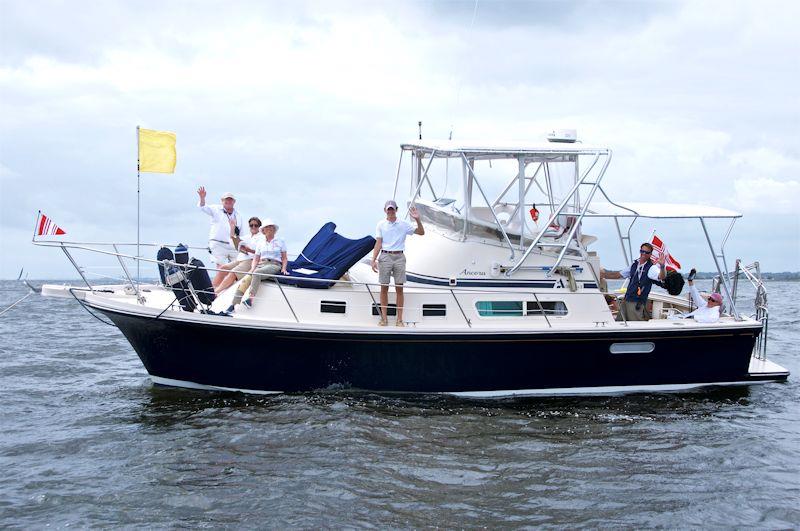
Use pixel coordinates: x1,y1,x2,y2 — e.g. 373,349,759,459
384,200,399,210
221,192,236,201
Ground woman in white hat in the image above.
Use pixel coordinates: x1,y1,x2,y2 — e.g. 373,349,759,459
227,219,287,312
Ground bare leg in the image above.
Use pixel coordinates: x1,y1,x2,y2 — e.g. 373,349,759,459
379,285,389,323
215,272,237,294
212,260,237,289
395,285,404,323
212,270,226,288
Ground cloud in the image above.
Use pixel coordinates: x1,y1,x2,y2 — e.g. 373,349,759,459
1,0,799,277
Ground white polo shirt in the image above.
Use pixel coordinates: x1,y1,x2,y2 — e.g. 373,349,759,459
255,237,287,263
236,231,260,261
375,219,415,251
199,203,243,244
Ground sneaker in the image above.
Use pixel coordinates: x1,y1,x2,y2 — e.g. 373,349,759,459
688,268,697,281
243,298,253,309
225,305,235,314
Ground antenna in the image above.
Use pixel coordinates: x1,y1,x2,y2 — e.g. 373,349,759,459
418,121,422,140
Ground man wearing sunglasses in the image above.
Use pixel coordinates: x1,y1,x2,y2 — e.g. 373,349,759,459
601,242,666,321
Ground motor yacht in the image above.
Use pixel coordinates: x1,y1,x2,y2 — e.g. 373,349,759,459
38,133,789,396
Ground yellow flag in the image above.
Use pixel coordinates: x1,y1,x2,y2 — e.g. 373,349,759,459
138,128,176,173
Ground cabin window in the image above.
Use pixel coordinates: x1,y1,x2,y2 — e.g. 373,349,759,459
371,303,397,316
422,304,447,317
525,301,568,316
321,300,346,314
476,301,524,317
475,300,568,317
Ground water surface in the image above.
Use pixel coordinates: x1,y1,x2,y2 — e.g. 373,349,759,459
1,280,798,527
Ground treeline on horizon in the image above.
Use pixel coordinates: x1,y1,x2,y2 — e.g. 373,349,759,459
692,271,800,280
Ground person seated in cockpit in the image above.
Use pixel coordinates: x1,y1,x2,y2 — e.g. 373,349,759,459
214,216,262,295
226,219,287,313
680,268,722,323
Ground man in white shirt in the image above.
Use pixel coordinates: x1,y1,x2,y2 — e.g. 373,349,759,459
683,269,722,323
371,200,425,326
197,187,243,288
227,219,287,312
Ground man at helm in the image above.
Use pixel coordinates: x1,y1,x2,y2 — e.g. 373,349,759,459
601,242,666,321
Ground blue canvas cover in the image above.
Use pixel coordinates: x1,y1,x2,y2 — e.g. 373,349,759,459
277,222,376,289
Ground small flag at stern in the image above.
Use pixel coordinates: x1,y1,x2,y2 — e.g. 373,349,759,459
36,211,66,236
651,234,681,271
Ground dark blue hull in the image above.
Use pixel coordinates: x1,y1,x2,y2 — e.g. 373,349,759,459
102,308,775,394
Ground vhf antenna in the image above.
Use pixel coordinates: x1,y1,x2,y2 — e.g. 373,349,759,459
418,121,422,140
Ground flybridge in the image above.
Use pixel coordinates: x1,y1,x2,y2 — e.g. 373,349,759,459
394,135,745,318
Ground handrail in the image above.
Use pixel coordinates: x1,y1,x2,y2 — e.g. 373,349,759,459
508,151,611,276
37,238,752,330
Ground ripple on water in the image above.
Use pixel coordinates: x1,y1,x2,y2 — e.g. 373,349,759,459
0,280,798,527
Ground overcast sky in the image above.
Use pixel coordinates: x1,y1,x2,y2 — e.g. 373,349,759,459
1,0,798,280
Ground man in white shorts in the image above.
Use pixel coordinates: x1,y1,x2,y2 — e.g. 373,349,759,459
197,186,243,289
371,200,425,326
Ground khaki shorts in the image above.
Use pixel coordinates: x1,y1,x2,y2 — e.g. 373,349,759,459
231,259,253,280
378,252,406,285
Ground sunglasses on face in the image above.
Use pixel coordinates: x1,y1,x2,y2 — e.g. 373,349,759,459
640,249,652,254
249,223,260,228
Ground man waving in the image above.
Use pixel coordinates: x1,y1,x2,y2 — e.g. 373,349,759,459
371,200,424,327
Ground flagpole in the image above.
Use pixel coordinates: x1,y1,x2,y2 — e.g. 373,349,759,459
136,125,140,284
32,210,41,242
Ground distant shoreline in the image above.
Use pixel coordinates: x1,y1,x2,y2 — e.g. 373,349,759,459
692,272,800,281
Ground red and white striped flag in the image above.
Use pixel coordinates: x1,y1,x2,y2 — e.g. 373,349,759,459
651,234,681,271
35,211,66,236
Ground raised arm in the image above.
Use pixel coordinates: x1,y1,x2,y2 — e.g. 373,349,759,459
197,186,213,215
410,206,424,235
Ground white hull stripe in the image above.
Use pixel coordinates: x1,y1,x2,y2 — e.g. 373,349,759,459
150,375,783,398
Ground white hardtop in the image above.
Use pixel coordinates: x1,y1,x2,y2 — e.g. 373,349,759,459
401,139,608,156
586,202,742,219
